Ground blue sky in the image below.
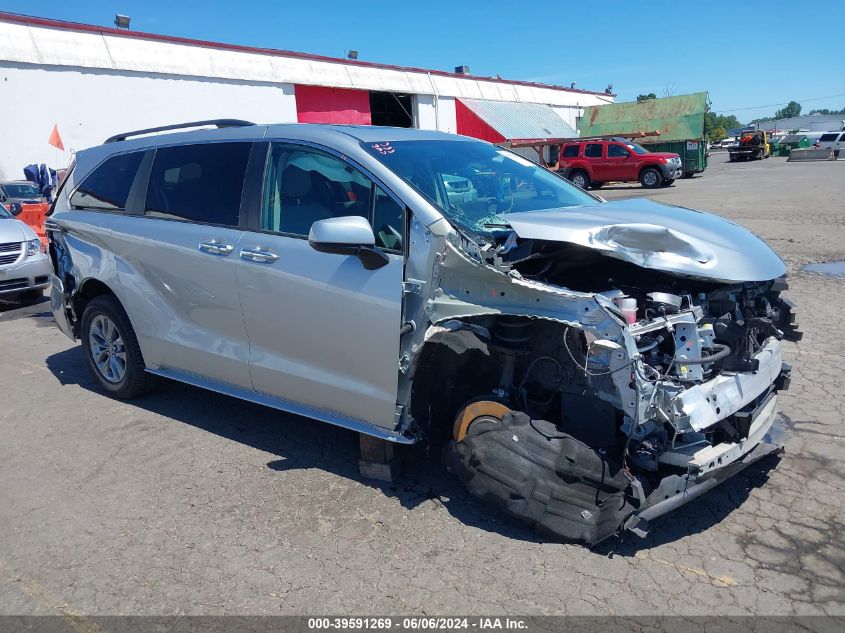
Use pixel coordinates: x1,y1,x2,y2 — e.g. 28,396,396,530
3,0,844,122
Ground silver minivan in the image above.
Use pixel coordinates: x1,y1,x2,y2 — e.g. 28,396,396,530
48,120,800,544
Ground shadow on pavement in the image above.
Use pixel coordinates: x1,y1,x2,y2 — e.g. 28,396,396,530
0,294,50,319
45,344,782,551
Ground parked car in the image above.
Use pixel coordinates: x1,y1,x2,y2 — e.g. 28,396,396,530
0,180,44,215
0,202,50,301
48,121,799,545
816,130,845,158
557,139,683,189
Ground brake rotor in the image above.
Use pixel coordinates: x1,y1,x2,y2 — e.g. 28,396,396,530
452,400,512,442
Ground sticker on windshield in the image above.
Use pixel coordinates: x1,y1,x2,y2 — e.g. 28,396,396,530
371,142,395,155
496,150,534,167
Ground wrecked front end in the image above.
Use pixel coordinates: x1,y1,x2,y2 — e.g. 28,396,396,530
402,212,800,545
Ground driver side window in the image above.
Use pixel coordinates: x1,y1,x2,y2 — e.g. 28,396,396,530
262,143,404,251
607,144,630,158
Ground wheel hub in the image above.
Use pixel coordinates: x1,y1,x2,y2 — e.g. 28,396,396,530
453,400,512,441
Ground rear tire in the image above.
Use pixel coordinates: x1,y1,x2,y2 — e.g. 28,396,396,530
569,170,590,190
639,167,662,188
81,295,158,399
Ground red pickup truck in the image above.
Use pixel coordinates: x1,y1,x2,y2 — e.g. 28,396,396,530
558,139,683,189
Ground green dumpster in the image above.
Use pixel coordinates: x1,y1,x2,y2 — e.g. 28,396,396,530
637,139,708,178
778,134,810,157
580,92,711,177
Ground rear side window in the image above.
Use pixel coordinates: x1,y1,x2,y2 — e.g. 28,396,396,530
145,142,251,226
70,152,143,211
562,144,580,157
585,143,603,158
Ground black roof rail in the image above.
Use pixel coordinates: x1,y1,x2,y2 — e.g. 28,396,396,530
104,119,256,143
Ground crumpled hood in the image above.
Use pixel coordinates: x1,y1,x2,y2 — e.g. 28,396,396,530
505,198,787,283
0,218,36,243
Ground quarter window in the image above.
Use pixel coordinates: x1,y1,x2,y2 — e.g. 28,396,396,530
585,143,604,158
144,142,251,226
70,152,143,211
262,144,404,250
562,144,580,157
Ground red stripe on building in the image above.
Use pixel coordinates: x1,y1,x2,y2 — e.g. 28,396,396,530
455,99,506,144
295,85,372,125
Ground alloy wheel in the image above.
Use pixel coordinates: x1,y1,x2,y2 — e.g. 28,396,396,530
88,314,127,383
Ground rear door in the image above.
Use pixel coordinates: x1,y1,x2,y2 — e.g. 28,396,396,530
114,141,254,388
584,143,606,180
236,142,406,428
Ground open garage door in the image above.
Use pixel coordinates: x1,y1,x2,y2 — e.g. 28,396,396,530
295,86,414,127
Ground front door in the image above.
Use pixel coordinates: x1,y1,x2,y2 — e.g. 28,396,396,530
606,142,635,180
236,143,406,428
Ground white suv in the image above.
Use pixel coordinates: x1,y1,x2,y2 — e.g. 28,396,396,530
816,130,845,158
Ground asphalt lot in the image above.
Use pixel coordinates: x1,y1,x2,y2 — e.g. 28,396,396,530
1,154,843,617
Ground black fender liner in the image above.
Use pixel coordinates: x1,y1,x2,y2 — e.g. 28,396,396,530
445,411,637,545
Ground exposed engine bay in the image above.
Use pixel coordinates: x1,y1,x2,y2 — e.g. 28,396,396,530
401,223,800,545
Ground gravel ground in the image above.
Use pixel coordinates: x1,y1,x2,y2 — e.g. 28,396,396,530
0,154,843,617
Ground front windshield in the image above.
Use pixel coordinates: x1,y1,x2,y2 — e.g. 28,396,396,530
2,183,40,198
0,203,11,219
626,143,649,155
363,140,598,236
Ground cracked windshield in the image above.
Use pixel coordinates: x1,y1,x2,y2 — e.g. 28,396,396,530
364,140,597,237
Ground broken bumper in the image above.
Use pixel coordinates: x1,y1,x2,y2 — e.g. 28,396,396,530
625,411,785,538
49,273,75,340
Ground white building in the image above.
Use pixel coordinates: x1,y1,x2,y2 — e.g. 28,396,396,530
755,114,845,133
0,12,614,180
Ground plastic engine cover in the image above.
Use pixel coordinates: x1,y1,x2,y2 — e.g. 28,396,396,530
446,411,635,544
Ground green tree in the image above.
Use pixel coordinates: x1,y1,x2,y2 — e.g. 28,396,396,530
704,111,744,140
636,93,657,102
808,107,845,115
774,100,801,119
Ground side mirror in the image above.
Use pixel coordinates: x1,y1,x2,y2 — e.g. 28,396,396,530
308,215,389,270
0,195,6,202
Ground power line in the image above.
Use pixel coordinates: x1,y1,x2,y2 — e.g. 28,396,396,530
716,92,845,113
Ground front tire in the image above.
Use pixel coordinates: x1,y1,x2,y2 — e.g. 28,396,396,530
639,167,662,188
81,295,157,398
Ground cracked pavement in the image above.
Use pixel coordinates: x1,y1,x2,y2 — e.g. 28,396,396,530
0,155,843,616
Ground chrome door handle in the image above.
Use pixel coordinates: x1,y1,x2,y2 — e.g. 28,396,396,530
199,240,234,255
240,248,279,263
